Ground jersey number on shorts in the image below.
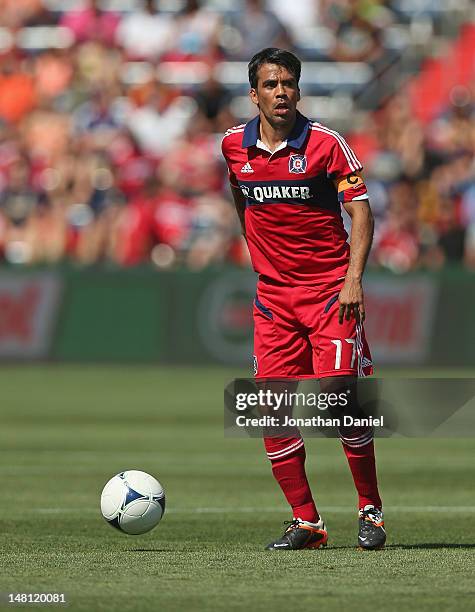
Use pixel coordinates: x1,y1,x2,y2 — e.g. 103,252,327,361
331,339,356,370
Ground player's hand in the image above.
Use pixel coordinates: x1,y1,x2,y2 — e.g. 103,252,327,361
338,277,365,324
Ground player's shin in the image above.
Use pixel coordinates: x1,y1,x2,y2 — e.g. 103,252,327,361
320,376,382,511
264,437,319,523
259,380,319,523
340,437,382,510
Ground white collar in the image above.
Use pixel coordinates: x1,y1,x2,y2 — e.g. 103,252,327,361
256,138,288,155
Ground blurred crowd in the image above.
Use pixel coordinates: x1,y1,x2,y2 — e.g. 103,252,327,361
0,0,474,271
348,83,475,272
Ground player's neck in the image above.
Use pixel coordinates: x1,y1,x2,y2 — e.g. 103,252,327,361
259,113,296,153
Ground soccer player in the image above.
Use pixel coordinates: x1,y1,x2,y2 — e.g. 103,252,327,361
221,48,385,550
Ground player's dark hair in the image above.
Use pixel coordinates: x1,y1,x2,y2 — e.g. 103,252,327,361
248,48,301,90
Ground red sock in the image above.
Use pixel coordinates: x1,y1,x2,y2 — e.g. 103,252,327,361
342,440,382,509
264,437,319,523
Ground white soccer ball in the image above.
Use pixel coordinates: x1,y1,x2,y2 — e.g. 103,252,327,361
100,470,165,535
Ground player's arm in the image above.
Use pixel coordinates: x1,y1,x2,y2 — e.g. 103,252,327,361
334,172,374,323
229,183,247,237
222,137,246,236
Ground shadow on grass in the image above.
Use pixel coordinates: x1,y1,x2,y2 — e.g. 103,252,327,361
295,543,475,551
125,544,475,553
386,543,475,550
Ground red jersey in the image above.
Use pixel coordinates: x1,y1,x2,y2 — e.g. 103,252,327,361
221,111,369,286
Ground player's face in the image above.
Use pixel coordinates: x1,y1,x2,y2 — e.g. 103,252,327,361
250,63,300,126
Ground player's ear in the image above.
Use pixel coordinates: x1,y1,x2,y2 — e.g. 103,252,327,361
249,88,259,107
297,87,301,102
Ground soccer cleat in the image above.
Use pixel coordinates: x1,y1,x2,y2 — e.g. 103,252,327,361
265,517,328,550
358,505,386,550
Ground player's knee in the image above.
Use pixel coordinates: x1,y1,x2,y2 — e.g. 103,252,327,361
264,436,305,462
338,425,374,449
319,376,373,446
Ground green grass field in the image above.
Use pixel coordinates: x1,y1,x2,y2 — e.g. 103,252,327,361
1,366,474,611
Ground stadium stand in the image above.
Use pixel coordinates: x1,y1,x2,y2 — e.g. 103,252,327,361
0,0,473,270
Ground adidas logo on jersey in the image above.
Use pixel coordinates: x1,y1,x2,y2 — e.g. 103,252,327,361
361,356,373,368
241,162,254,173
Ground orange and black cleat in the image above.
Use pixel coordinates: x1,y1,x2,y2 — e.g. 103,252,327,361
265,518,328,550
358,505,386,550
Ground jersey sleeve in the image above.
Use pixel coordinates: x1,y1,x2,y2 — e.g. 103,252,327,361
325,133,368,203
326,133,363,179
221,135,239,188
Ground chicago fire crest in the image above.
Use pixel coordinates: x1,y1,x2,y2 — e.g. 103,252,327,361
288,154,307,174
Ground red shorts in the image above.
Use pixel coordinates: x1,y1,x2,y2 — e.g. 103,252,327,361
253,278,373,379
